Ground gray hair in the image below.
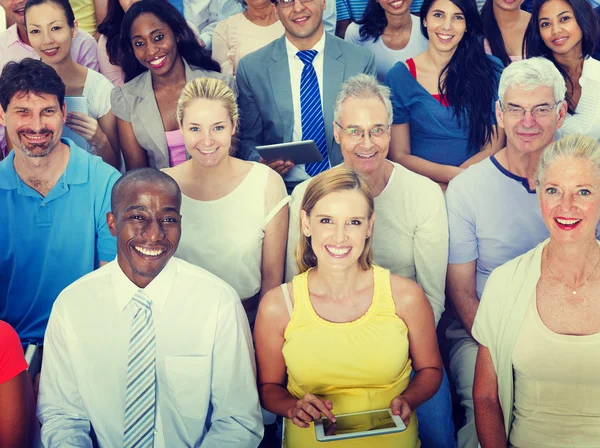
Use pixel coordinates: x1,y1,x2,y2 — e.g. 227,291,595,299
333,74,393,126
498,57,567,106
536,134,600,185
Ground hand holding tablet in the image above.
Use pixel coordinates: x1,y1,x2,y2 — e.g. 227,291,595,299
288,393,336,429
314,409,407,442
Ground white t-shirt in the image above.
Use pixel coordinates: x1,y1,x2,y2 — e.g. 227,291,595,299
344,15,428,82
175,162,289,300
83,68,114,119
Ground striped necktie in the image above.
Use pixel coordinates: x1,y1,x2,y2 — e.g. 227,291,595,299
123,290,156,448
297,50,330,177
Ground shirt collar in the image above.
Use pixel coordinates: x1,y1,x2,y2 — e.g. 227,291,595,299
5,25,22,48
111,257,177,312
285,31,326,61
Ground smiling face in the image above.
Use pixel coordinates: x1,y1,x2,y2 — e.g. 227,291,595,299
538,0,582,57
378,0,411,16
498,85,566,155
0,0,27,27
26,2,76,65
107,181,182,288
539,157,600,244
0,91,65,158
301,189,374,271
335,97,390,177
423,0,466,53
130,12,179,76
181,98,236,168
276,0,326,50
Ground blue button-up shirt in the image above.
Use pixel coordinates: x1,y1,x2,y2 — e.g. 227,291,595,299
0,139,120,344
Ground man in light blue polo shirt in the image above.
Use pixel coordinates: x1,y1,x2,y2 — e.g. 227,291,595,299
0,58,120,345
445,58,568,448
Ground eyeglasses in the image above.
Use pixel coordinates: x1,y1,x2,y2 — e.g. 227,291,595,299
335,122,390,140
500,101,562,119
276,0,314,8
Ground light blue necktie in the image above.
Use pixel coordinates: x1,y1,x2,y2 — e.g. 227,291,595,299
123,290,156,448
297,50,330,177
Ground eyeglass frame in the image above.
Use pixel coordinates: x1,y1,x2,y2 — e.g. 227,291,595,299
334,121,391,140
275,0,315,8
498,100,563,119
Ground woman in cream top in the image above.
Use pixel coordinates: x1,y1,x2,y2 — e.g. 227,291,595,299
254,167,443,447
165,77,288,325
473,135,600,446
212,0,284,76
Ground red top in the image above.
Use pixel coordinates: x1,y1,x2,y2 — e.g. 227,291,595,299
406,58,450,107
0,320,27,384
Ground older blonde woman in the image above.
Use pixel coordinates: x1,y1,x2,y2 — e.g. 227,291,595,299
473,134,600,447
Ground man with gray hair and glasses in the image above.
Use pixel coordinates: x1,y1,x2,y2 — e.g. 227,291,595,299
285,74,455,447
445,57,568,448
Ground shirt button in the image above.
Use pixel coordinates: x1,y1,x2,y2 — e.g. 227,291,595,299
41,204,46,207
154,429,158,434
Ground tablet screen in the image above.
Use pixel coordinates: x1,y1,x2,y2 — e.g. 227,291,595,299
321,410,397,436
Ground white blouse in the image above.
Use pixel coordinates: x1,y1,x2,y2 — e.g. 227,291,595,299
175,162,289,300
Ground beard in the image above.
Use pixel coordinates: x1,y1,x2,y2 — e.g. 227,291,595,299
17,128,57,158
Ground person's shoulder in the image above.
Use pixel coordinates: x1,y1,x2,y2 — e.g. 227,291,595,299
389,271,427,311
447,157,496,194
86,68,114,90
583,57,600,80
173,257,241,304
344,22,361,42
386,59,411,81
0,320,19,343
330,33,373,60
389,161,442,196
83,147,120,183
73,28,97,46
493,240,546,280
239,36,283,67
54,262,114,309
291,178,310,201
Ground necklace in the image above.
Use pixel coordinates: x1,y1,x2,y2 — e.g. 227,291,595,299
544,246,600,295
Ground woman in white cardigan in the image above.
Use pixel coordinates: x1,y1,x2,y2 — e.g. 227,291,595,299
472,134,600,447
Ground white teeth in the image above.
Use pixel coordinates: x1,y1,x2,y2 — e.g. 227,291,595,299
438,34,453,40
149,56,166,66
24,134,46,140
326,246,351,256
356,152,376,159
135,246,165,257
199,148,217,154
390,0,403,6
556,218,580,225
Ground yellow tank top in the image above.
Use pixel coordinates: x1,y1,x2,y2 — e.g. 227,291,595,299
282,265,419,447
71,0,97,35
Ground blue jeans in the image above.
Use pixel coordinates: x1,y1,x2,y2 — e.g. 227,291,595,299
414,367,456,448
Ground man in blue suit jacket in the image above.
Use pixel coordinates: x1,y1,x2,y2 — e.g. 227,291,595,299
236,0,375,189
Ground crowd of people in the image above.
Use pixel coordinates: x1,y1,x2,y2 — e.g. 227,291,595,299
0,0,599,446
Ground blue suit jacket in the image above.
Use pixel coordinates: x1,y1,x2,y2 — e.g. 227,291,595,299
235,34,376,170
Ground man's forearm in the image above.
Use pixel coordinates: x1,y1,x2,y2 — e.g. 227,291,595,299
452,295,479,337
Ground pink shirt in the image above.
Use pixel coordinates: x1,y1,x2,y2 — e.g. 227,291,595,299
0,25,99,156
165,129,187,167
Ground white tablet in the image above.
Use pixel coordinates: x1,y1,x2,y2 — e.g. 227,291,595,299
256,140,323,165
314,409,406,443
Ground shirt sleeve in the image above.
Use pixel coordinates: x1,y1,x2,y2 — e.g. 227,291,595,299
264,167,290,226
344,22,361,44
385,65,410,124
413,181,448,326
76,32,100,71
97,36,125,87
38,300,94,447
201,288,263,447
96,168,120,263
446,177,479,265
0,321,27,385
212,20,234,76
336,0,351,21
87,70,114,119
199,0,244,50
472,267,506,348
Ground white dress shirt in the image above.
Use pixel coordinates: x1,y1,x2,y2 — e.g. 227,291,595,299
37,257,263,447
284,32,326,184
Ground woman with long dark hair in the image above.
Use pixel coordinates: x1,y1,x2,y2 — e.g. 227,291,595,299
525,0,600,141
480,0,530,66
385,0,504,191
110,0,234,170
96,0,131,86
344,0,428,81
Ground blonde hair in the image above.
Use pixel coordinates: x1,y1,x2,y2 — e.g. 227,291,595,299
176,77,238,127
536,134,600,185
296,166,375,273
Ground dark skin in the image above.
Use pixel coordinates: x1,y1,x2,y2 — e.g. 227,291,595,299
106,179,182,288
0,371,35,447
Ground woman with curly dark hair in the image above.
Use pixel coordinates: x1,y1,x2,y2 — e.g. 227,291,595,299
110,0,234,170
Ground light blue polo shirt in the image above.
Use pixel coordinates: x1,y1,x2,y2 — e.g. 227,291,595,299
0,139,120,344
446,155,549,299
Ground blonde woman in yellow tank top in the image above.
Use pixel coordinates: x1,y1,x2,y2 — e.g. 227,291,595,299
254,166,443,448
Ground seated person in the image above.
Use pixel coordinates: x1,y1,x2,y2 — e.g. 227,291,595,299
212,0,284,76
0,320,36,447
166,77,289,326
25,0,120,168
37,168,264,447
344,0,428,81
525,0,600,141
285,74,453,447
0,0,98,157
335,0,366,38
480,0,530,66
70,0,106,36
474,134,600,446
386,0,504,191
0,58,119,346
111,0,234,170
236,0,375,190
255,166,443,447
445,57,567,448
594,6,600,60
